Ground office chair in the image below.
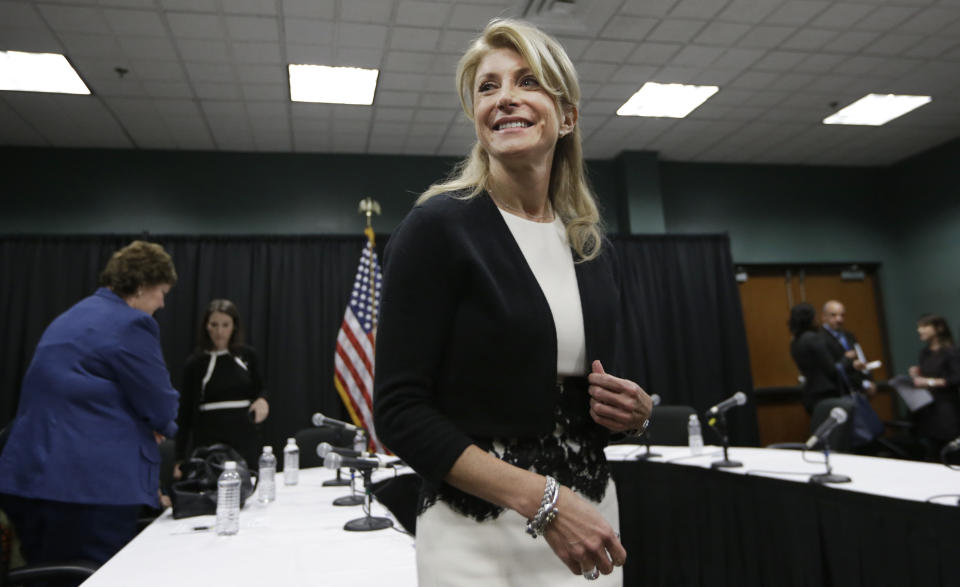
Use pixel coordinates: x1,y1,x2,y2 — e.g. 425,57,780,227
644,405,697,446
294,426,358,468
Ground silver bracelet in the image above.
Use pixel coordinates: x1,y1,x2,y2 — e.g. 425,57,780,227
525,475,560,538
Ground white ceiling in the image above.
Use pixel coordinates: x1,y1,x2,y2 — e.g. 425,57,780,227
1,0,959,165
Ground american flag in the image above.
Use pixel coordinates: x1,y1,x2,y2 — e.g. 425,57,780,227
333,227,385,453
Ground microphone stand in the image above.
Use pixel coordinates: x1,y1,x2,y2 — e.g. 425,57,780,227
323,468,351,487
709,412,742,469
809,443,851,484
634,432,661,461
333,468,365,506
343,468,394,532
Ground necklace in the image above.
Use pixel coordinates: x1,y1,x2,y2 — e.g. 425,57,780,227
488,191,555,222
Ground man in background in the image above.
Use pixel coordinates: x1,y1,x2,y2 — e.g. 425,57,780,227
821,299,876,395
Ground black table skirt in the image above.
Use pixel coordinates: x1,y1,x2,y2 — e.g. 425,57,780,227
611,460,960,587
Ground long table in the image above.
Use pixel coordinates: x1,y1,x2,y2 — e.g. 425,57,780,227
607,444,960,587
81,467,417,587
83,447,960,587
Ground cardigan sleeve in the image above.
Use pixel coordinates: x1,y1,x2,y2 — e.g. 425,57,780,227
373,201,476,486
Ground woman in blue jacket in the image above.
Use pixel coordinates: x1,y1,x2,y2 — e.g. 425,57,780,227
0,240,180,570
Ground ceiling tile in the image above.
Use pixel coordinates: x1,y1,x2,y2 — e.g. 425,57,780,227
167,12,225,39
598,16,658,41
390,26,440,51
646,19,707,43
396,1,452,27
737,25,796,49
693,21,751,46
764,1,831,26
341,0,395,24
232,41,283,64
284,19,335,45
176,39,232,62
225,15,279,41
282,0,336,20
103,9,167,36
221,0,278,16
38,5,111,34
583,40,635,62
336,22,389,48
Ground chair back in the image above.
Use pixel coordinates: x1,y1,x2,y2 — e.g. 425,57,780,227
809,396,855,452
646,405,696,446
294,427,357,468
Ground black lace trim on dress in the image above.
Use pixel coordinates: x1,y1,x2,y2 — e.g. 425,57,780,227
418,378,610,522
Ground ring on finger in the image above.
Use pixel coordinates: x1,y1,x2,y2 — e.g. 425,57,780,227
582,567,600,581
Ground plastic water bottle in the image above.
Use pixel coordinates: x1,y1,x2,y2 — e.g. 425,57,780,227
283,438,299,486
353,430,367,453
258,446,276,503
688,414,704,455
215,461,241,535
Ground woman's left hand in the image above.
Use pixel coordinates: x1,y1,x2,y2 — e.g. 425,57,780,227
249,398,270,423
587,360,652,433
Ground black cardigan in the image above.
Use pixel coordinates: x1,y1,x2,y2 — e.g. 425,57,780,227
373,191,622,486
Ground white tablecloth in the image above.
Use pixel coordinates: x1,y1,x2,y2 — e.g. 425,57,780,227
83,447,960,586
82,467,417,587
605,444,960,506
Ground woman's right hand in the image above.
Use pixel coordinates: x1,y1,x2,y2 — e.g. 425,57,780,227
908,365,920,377
543,486,626,577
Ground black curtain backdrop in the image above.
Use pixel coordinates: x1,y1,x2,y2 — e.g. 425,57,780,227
614,235,758,445
0,233,756,456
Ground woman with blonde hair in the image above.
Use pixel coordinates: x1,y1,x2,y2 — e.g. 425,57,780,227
374,18,652,585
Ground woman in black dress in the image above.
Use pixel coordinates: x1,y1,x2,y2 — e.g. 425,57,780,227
908,314,960,450
176,299,268,469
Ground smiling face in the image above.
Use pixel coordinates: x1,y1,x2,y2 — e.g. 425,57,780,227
473,47,575,169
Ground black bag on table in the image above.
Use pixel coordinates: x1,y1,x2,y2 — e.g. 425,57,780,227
169,443,256,519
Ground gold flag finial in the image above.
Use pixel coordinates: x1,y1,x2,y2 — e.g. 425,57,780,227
358,197,381,229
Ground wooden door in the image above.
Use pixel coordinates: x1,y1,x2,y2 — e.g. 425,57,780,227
737,264,892,445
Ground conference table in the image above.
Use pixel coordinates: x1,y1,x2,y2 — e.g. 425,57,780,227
607,444,960,587
81,467,418,587
82,447,960,587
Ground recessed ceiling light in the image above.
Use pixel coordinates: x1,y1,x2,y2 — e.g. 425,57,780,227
288,64,379,105
0,50,90,95
616,82,719,118
823,93,931,126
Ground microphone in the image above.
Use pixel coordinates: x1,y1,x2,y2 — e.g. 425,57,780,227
316,441,373,459
650,393,661,407
805,407,848,449
323,452,383,471
311,412,360,431
943,436,960,455
707,391,747,415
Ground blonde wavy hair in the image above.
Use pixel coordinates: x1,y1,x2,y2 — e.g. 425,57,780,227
417,18,604,261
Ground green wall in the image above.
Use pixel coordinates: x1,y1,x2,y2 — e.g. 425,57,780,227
884,140,960,373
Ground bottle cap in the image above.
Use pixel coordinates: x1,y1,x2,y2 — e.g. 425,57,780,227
224,461,237,470
263,446,273,454
287,438,296,444
689,414,698,422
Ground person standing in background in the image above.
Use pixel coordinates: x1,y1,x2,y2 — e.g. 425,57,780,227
177,299,268,471
821,300,876,395
908,314,960,451
789,303,844,413
0,240,179,572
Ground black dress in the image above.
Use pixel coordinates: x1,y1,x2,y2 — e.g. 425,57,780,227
177,345,267,468
914,346,960,444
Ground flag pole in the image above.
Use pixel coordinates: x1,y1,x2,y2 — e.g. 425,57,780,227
358,198,381,332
